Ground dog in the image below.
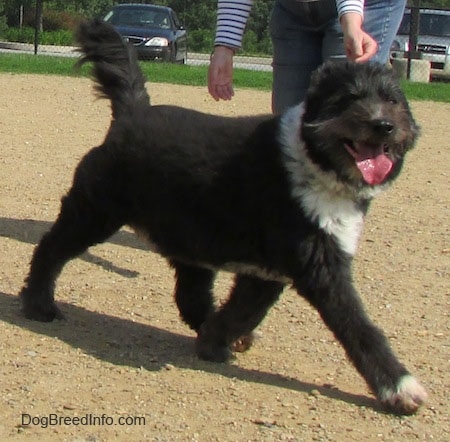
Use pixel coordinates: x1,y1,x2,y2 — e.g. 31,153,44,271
20,20,427,415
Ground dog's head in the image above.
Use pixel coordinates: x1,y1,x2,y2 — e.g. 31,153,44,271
301,61,419,190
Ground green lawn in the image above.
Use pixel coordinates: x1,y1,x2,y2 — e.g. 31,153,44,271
1,52,449,102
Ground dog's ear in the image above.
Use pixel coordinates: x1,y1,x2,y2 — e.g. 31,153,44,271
306,60,357,105
303,61,343,120
309,61,334,89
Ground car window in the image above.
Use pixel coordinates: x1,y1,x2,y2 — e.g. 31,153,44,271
153,13,171,30
171,11,181,28
105,8,171,30
398,12,450,37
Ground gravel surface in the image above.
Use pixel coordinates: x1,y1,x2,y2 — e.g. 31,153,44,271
0,73,449,441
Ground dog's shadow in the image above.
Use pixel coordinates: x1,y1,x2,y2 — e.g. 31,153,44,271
0,290,381,413
1,217,380,412
0,217,146,278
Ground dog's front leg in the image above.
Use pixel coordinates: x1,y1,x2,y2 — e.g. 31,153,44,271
294,276,427,415
171,260,216,332
196,274,284,362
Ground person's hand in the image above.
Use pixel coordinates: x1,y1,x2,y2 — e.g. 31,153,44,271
208,46,235,101
340,12,378,63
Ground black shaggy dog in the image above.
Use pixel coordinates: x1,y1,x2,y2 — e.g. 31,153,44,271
21,20,427,414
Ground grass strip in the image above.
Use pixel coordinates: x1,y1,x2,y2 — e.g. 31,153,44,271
1,53,449,102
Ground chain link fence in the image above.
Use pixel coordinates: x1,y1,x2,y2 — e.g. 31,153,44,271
0,2,449,81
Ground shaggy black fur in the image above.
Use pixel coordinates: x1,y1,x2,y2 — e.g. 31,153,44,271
20,20,427,414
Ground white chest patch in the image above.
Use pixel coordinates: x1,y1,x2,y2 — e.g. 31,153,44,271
279,104,365,256
301,187,364,255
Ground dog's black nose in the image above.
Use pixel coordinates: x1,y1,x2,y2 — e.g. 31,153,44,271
373,119,394,135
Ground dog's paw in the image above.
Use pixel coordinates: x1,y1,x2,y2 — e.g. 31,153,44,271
21,295,65,322
196,342,232,363
195,331,232,363
196,337,232,363
231,333,256,353
380,375,428,415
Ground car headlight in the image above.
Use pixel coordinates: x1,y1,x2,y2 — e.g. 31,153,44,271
390,41,401,51
391,40,409,52
145,37,169,47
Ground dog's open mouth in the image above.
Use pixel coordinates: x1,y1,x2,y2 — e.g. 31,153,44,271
344,140,393,185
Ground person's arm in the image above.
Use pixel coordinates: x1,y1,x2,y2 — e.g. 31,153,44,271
215,0,253,50
208,0,253,101
336,0,364,18
336,0,378,62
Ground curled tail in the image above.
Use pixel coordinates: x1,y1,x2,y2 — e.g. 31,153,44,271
76,19,150,118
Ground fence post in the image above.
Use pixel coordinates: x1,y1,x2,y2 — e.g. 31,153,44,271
34,0,43,55
407,1,421,79
20,5,24,28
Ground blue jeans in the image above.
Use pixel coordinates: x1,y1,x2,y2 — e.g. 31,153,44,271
270,0,407,113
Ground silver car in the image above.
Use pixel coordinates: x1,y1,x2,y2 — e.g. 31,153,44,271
391,8,450,70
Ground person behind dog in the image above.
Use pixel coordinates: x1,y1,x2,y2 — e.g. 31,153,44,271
208,0,407,113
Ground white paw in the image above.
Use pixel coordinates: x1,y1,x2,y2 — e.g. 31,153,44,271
380,375,428,414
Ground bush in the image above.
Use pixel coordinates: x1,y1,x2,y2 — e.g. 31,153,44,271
186,28,214,53
39,30,75,46
242,30,272,56
43,9,86,32
0,18,7,39
5,26,74,46
187,28,272,55
5,27,35,43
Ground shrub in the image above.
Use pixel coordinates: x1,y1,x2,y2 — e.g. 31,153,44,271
242,30,272,56
5,26,74,46
186,28,214,53
43,9,86,32
39,30,75,46
5,27,35,43
0,19,7,39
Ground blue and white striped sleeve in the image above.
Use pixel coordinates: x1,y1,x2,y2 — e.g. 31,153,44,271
214,1,363,50
336,0,364,18
214,0,254,50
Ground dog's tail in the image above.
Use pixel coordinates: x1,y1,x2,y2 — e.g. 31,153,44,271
75,19,150,118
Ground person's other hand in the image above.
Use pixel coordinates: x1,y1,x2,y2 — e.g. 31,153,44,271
340,12,378,62
208,46,235,101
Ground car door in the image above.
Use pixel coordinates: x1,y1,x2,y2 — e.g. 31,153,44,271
170,10,187,61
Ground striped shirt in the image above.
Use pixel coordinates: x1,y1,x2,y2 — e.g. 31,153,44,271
215,0,364,49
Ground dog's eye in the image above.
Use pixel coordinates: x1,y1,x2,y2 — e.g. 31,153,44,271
349,93,361,101
388,98,398,105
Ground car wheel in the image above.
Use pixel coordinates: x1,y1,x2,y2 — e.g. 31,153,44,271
176,48,187,64
166,45,176,63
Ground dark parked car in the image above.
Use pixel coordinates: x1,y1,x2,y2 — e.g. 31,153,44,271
103,3,187,63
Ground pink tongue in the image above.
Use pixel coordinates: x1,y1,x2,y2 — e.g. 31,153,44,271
356,154,393,185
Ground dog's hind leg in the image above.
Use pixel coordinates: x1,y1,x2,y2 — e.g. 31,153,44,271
20,194,124,322
196,274,284,362
171,260,216,332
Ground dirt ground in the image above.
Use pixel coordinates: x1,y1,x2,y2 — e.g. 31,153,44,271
0,72,448,442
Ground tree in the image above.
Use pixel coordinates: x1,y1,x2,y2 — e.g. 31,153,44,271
0,0,7,36
49,0,115,16
247,0,274,43
34,0,43,52
409,0,450,8
4,0,35,26
36,0,43,32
